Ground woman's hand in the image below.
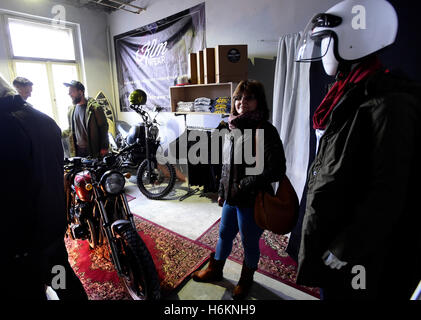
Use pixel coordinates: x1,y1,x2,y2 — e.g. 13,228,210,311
217,196,224,207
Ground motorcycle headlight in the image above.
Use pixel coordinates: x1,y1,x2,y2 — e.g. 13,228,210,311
100,171,125,195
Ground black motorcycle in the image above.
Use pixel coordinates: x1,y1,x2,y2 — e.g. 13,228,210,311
64,153,161,300
110,91,176,200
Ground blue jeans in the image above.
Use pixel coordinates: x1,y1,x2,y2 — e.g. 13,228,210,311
215,202,264,269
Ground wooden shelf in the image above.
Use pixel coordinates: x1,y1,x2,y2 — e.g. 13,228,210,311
173,111,229,115
174,111,230,118
170,82,233,113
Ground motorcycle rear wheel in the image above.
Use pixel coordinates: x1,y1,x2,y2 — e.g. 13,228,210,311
136,159,176,200
119,227,161,300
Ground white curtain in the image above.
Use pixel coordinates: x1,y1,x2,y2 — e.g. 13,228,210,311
272,32,310,202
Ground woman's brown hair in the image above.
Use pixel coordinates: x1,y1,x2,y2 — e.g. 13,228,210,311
231,80,269,120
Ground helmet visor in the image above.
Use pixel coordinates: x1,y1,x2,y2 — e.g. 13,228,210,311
296,13,341,62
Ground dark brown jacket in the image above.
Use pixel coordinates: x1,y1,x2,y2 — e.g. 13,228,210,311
218,120,286,208
63,97,109,158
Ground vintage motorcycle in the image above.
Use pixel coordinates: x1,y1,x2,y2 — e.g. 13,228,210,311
64,152,161,300
109,89,176,200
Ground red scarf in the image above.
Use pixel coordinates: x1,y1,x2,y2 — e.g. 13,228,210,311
313,56,383,130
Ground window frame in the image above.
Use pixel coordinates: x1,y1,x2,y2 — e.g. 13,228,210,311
3,13,84,130
5,14,80,63
12,59,81,123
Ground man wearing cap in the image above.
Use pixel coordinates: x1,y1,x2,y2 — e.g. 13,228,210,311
12,77,33,101
63,80,109,158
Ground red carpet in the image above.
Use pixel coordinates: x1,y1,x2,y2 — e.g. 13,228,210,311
196,218,320,298
65,215,212,300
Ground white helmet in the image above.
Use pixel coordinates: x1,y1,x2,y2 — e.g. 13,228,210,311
296,0,398,63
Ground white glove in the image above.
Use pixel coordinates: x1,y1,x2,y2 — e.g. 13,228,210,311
322,250,348,270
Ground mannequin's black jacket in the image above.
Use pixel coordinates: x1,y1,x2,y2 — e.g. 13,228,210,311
0,95,67,263
297,70,421,299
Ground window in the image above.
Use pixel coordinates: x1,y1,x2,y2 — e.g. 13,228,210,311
8,18,76,61
7,17,81,130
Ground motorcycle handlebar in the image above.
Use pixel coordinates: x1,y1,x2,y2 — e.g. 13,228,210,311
129,104,153,125
129,104,145,115
63,157,102,170
118,141,139,154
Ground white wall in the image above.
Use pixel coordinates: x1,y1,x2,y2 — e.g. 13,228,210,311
109,0,339,60
107,0,339,146
0,0,113,101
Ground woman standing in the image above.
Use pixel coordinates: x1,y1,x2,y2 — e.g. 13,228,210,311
192,80,286,299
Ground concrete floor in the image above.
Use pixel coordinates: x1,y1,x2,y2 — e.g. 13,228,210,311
125,178,317,301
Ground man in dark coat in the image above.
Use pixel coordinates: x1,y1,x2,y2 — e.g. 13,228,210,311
0,75,87,300
295,0,421,299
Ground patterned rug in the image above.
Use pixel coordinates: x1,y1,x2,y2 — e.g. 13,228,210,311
196,219,320,298
65,215,212,300
126,194,136,202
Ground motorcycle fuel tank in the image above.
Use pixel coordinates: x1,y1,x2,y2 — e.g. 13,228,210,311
74,170,93,202
127,123,146,145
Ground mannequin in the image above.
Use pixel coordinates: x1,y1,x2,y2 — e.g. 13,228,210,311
321,37,339,77
319,36,355,271
295,0,421,300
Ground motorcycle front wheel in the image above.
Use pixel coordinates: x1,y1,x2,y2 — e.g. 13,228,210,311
119,227,161,300
136,159,176,200
86,218,97,249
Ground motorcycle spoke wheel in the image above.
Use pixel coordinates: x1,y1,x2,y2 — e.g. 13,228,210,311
119,228,161,300
122,258,148,300
136,160,176,200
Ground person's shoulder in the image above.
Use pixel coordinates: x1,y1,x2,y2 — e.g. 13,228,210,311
0,95,14,112
259,121,282,142
0,100,33,137
87,97,101,108
88,98,107,115
260,120,278,132
366,71,421,113
367,70,421,101
25,104,61,129
0,103,17,129
66,104,75,114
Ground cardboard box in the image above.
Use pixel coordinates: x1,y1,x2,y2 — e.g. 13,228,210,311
204,48,215,84
215,45,248,83
196,50,204,84
189,53,198,84
216,74,248,84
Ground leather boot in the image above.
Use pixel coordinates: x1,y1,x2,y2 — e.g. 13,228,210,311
192,252,225,282
232,263,256,300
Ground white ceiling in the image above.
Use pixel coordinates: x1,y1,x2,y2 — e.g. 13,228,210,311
57,0,144,14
